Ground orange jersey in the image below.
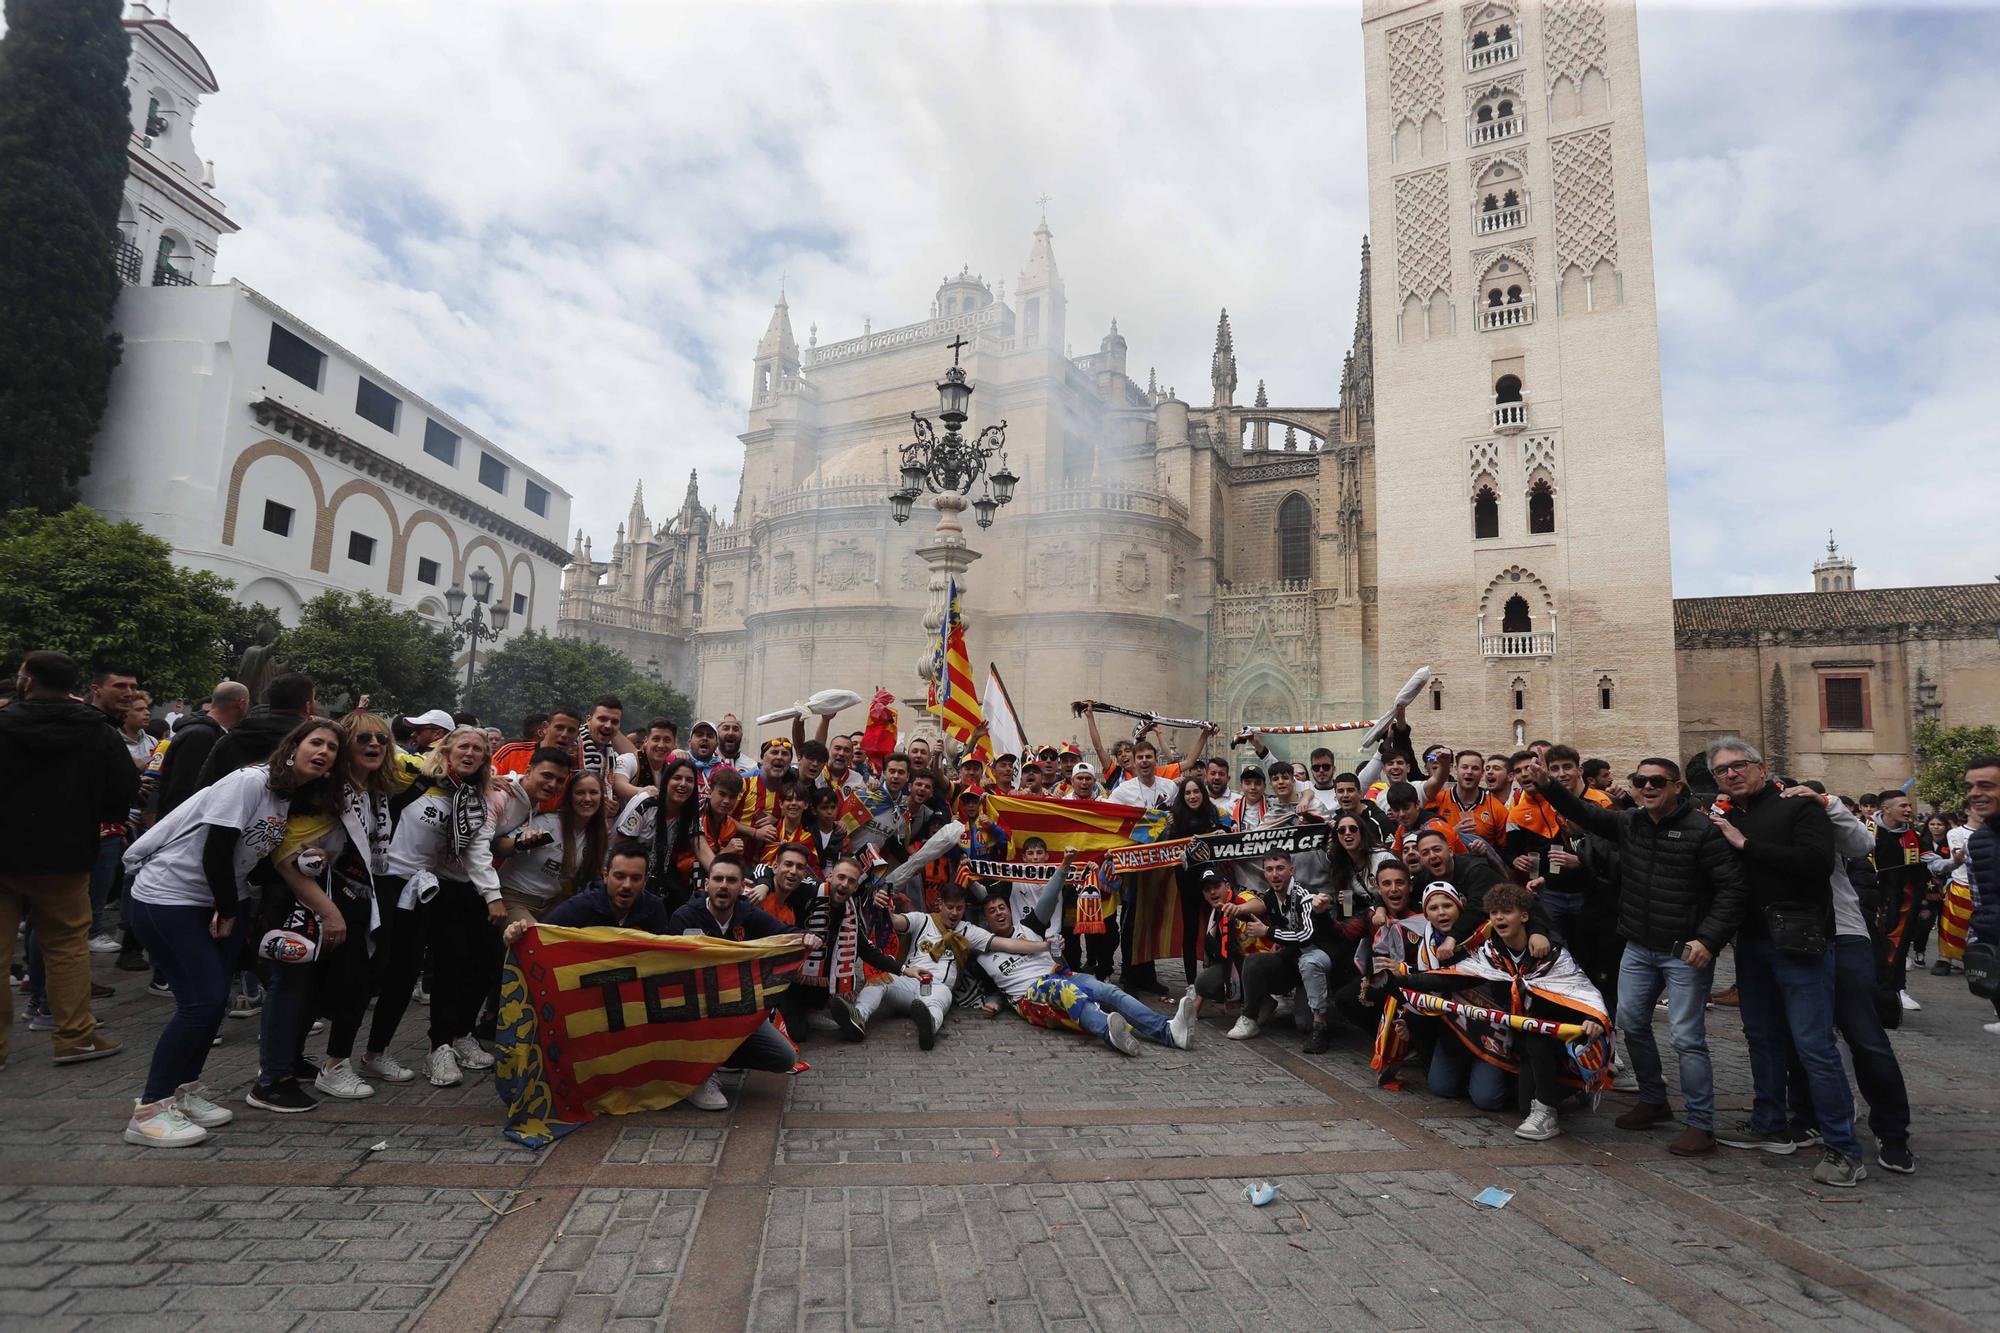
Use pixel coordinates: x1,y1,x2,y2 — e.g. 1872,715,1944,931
1429,785,1509,844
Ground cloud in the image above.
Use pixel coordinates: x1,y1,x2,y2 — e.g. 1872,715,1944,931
89,1,2000,594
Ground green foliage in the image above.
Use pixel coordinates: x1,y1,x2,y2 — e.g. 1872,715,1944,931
1914,719,2000,812
0,506,249,700
278,590,458,718
464,630,692,736
0,0,133,510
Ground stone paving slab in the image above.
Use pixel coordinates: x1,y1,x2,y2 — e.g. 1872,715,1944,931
777,1118,1401,1165
497,1187,706,1330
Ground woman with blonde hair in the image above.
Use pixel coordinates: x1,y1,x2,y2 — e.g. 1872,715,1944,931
373,726,503,1087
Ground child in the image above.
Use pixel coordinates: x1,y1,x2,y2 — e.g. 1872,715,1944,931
1189,866,1272,1020
1402,882,1609,1140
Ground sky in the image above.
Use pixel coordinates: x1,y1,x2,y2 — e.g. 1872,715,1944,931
103,0,2000,595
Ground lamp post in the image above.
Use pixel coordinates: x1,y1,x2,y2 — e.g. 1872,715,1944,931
888,336,1017,685
444,565,509,697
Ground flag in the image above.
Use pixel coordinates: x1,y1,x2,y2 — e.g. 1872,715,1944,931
986,793,1153,860
931,580,990,758
982,664,1027,761
1120,865,1183,966
494,926,801,1149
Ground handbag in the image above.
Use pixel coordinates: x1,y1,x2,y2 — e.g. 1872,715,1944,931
258,900,321,965
1763,905,1829,959
1965,940,1999,1000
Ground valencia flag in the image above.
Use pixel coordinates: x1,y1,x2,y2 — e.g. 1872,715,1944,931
495,926,801,1148
985,793,1163,860
930,579,992,759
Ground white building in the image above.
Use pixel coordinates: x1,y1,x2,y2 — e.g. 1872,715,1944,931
86,5,571,646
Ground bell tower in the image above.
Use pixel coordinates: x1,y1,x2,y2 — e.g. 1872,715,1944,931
117,2,239,286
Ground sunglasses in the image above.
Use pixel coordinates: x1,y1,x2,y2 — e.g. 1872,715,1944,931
353,734,390,748
1631,773,1672,790
1311,763,1333,772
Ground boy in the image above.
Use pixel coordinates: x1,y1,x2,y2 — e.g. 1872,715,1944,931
1189,866,1272,1021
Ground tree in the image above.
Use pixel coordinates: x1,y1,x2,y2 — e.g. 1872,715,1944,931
0,0,132,510
0,506,251,700
279,590,458,718
465,631,693,737
1914,719,2000,812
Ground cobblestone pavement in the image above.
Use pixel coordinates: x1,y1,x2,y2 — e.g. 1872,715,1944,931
2,951,1996,1330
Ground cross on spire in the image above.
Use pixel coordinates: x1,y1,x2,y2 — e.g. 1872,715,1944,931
1035,191,1053,216
946,334,969,366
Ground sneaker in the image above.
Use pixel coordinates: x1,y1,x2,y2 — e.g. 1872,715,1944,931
1984,1021,2000,1037
90,982,115,1000
1614,1101,1674,1131
414,979,431,1006
246,1078,318,1114
827,994,866,1043
1709,985,1739,1008
1515,1099,1560,1141
1716,1121,1798,1155
1911,953,1926,968
911,1003,937,1052
1789,1125,1822,1149
309,1018,326,1035
227,988,261,1019
123,1097,208,1148
449,1036,495,1071
1669,1128,1716,1156
147,979,173,997
1931,960,1952,977
425,1045,463,1088
173,1082,234,1128
1898,990,1921,1012
1302,1024,1331,1055
1104,1012,1140,1056
314,1059,376,1101
52,1034,122,1065
115,947,149,973
1226,1016,1261,1041
24,1002,53,1033
359,1051,416,1084
1610,1053,1640,1093
1876,1143,1915,1175
88,933,122,954
1168,992,1197,1051
686,1073,729,1111
1811,1147,1866,1188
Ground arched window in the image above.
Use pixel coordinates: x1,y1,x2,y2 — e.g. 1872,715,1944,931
1506,284,1523,304
1527,478,1555,534
1494,375,1523,404
1473,485,1499,539
1477,104,1494,124
1598,675,1615,710
1502,188,1520,208
1512,678,1527,712
1502,593,1532,634
1471,30,1490,48
1277,494,1312,581
1430,681,1444,712
1497,99,1515,119
1486,289,1503,308
1495,23,1512,40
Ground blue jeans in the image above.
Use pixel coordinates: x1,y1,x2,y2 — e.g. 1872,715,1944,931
1427,1035,1512,1110
88,834,125,934
1785,937,1910,1149
259,958,314,1085
128,900,243,1103
1057,973,1175,1048
1616,943,1716,1130
1735,933,1860,1158
1539,887,1586,941
722,1017,798,1074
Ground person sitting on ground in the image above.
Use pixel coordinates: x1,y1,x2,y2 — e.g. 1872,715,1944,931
1188,865,1272,1022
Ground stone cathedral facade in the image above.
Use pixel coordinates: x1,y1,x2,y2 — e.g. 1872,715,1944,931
562,0,1675,758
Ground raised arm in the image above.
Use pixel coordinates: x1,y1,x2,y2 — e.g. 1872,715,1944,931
1537,768,1626,841
1030,849,1074,927
1082,703,1114,775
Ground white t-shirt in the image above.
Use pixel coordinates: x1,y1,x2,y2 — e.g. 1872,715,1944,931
497,809,566,902
1107,776,1174,811
976,923,1060,1003
1303,784,1343,817
124,731,157,769
900,912,994,992
1946,825,1972,887
126,766,290,908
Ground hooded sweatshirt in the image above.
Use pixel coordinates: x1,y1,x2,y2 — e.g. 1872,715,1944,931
192,706,302,790
0,697,143,874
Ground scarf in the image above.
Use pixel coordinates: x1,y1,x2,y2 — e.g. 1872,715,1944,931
435,775,482,856
345,785,392,876
799,895,863,994
1071,699,1215,739
1229,716,1379,748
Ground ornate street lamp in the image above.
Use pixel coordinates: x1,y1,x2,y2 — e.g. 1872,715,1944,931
888,335,1014,685
445,564,508,696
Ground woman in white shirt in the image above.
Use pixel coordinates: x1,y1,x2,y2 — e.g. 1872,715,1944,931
375,727,502,1088
119,719,342,1148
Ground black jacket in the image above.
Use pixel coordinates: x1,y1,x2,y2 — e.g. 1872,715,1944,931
193,706,299,790
0,698,141,874
1718,782,1835,938
545,882,673,933
1414,853,1502,912
155,713,224,816
1544,781,1749,954
1969,823,1999,945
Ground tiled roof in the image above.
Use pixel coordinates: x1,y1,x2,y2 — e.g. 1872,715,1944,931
1675,584,2000,641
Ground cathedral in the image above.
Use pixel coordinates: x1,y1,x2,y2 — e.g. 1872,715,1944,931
561,0,1681,761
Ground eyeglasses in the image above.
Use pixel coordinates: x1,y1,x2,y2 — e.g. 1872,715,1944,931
1310,763,1333,772
1630,773,1671,790
1337,824,1364,836
353,734,389,748
1712,760,1756,776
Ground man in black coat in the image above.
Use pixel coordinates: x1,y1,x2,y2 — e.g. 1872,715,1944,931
0,652,136,1067
1537,754,1746,1154
153,681,250,817
192,672,315,789
1705,737,1865,1187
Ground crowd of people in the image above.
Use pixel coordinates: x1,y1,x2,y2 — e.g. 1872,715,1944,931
2,650,1995,1192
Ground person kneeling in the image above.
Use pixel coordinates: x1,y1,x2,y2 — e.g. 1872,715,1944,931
501,842,669,943
832,879,1045,1050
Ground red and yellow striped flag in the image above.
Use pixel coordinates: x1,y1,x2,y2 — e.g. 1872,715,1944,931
986,793,1151,860
931,580,991,759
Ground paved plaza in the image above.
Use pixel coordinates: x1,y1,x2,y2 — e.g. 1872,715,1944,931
2,952,1996,1332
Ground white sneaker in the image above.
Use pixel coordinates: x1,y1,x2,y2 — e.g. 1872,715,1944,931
1227,1016,1261,1041
124,1097,209,1148
1104,1012,1141,1056
450,1036,495,1070
685,1074,729,1111
1168,991,1197,1051
314,1059,376,1100
1983,1021,2000,1037
1515,1099,1561,1142
88,933,123,954
1610,1053,1640,1093
359,1051,416,1084
1898,990,1921,1012
173,1082,233,1128
425,1045,463,1087
414,980,430,1006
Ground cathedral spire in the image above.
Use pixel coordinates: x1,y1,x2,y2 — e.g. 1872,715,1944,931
683,466,701,510
1254,379,1268,409
1211,309,1237,407
627,480,647,535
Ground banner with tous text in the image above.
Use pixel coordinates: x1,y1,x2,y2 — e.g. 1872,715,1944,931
495,926,801,1149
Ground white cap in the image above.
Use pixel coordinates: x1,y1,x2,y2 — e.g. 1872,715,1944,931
401,708,454,731
1071,760,1098,779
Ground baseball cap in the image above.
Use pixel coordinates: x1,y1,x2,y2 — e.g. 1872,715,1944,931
1196,865,1227,886
1240,764,1266,782
956,783,985,800
401,708,454,731
1071,760,1098,779
691,719,718,735
1421,882,1462,905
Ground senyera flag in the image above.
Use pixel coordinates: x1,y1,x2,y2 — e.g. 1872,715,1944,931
985,792,1166,859
495,925,802,1149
